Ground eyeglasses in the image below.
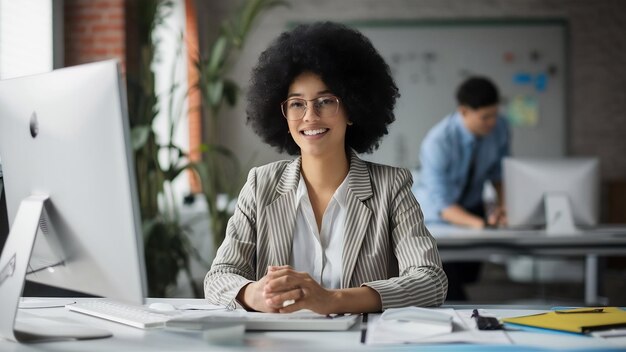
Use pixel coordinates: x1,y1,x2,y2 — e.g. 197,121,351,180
280,95,341,121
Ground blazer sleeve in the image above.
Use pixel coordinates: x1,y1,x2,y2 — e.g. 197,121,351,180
362,168,448,308
204,167,259,309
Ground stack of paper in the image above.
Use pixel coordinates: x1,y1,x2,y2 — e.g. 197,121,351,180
365,307,456,345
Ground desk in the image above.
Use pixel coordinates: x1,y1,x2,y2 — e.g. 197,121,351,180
430,225,626,305
0,298,623,351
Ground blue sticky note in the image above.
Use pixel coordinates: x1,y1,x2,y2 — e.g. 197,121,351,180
513,73,532,85
535,73,548,92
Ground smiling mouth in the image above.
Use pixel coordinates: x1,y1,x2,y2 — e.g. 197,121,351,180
301,128,329,136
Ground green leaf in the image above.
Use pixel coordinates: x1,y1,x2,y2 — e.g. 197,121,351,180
131,126,152,151
208,37,228,74
223,79,239,106
207,80,224,107
237,0,289,44
221,19,236,43
142,217,159,242
239,0,265,34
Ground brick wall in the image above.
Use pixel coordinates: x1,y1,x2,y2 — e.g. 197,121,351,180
64,0,126,72
185,0,202,192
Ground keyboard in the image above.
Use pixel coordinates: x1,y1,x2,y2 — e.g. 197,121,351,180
66,300,181,329
166,310,359,331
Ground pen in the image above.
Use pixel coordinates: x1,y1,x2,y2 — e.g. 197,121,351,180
555,308,604,314
360,313,368,344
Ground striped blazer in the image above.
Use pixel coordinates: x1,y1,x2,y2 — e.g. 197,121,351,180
204,151,448,310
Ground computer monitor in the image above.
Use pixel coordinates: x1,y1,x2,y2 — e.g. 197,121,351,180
0,60,147,342
504,157,600,235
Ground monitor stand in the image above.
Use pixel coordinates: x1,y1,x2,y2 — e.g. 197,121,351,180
544,193,581,236
0,195,111,343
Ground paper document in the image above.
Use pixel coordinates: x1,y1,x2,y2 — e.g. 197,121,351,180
365,307,511,345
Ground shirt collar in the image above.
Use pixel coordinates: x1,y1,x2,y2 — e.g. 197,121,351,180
296,176,309,205
453,110,478,146
296,173,350,210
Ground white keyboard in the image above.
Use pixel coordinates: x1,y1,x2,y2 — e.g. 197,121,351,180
66,300,181,329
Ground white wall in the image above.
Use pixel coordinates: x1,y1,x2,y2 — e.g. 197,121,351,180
198,0,626,180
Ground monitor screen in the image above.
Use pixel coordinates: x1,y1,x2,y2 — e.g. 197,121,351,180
0,60,146,305
504,157,600,231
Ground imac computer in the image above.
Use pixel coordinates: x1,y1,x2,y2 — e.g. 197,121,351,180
0,60,147,342
504,157,600,235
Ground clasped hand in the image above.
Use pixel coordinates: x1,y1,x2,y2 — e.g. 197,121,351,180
242,265,337,314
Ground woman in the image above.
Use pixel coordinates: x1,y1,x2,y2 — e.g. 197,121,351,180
205,22,447,314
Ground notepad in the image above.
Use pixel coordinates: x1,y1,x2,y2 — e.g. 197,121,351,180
365,308,456,345
502,307,626,334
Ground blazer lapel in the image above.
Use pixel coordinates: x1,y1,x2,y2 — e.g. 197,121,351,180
265,157,301,266
341,152,373,288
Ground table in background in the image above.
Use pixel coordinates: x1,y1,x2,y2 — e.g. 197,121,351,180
430,225,626,305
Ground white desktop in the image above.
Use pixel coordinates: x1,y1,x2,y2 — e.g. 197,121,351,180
0,61,361,345
504,157,600,235
0,60,147,342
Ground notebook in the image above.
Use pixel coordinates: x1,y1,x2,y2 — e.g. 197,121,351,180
502,307,626,334
364,307,456,345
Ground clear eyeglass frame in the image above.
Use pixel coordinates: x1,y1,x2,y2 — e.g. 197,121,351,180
280,95,341,121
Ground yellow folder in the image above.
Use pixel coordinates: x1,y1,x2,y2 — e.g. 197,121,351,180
502,307,626,334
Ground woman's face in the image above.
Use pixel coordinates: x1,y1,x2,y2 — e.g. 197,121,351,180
284,71,350,158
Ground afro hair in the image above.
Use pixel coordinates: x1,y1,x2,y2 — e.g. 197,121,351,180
246,21,399,155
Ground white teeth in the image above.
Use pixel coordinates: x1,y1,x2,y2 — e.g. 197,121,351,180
302,128,328,136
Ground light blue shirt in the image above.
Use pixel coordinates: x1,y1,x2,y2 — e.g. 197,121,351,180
415,111,510,223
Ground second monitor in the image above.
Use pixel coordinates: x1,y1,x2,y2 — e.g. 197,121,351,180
504,157,600,235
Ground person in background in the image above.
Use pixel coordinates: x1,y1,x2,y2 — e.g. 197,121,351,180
415,76,510,301
204,22,447,314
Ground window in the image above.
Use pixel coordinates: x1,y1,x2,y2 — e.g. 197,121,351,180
0,0,55,79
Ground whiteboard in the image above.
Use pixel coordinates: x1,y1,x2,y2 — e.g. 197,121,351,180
353,20,567,168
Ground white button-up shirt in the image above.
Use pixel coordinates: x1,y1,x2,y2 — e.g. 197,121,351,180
290,174,347,289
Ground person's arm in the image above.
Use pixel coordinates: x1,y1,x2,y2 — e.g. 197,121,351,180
204,168,259,309
441,204,485,228
487,181,507,226
361,168,448,309
485,118,510,227
419,134,473,225
422,144,484,228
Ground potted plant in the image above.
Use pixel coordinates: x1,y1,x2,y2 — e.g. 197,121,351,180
191,0,287,254
125,0,285,297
